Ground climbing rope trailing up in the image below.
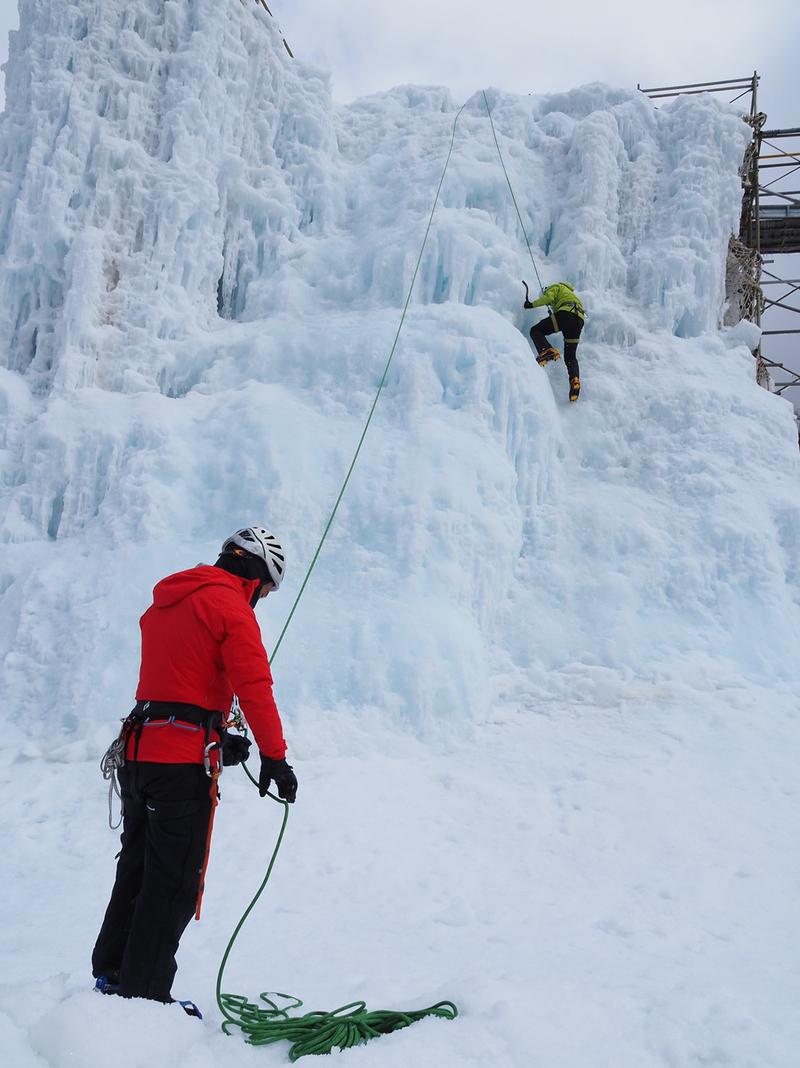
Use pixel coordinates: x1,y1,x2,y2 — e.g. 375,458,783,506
269,98,468,665
482,90,545,292
482,92,586,400
216,102,470,1059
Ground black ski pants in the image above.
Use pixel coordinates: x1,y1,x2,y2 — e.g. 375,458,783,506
92,762,212,1002
530,310,583,380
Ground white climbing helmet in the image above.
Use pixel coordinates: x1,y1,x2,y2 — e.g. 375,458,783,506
221,526,286,589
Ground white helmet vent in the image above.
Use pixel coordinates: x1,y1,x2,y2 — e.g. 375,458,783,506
221,526,286,589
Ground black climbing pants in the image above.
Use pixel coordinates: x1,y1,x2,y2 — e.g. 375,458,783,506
530,310,583,380
92,762,212,1002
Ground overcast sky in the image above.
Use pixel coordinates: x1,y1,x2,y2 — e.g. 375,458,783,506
272,0,798,124
1,0,797,119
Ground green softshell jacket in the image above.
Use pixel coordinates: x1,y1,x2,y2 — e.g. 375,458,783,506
530,282,585,320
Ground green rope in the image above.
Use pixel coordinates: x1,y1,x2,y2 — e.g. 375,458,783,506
215,102,468,1059
270,98,469,664
214,788,288,1012
482,90,545,292
221,988,458,1062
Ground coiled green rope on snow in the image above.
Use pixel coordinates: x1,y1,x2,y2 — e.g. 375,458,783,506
221,988,458,1061
214,783,458,1058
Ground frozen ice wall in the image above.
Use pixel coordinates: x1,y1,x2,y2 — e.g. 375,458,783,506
0,0,798,744
0,0,337,394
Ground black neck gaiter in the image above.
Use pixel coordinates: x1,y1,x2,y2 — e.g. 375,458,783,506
214,552,269,608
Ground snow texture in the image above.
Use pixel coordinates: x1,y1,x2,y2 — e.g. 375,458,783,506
1,1,799,1066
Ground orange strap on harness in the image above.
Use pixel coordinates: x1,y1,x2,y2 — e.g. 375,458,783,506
194,713,243,920
195,768,220,921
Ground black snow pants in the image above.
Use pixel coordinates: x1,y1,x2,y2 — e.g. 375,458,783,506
530,309,584,380
92,762,212,1002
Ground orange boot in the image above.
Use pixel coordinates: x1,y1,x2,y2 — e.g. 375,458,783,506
536,347,560,367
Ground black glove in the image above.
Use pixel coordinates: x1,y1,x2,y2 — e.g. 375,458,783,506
259,755,298,802
524,300,534,309
221,732,252,767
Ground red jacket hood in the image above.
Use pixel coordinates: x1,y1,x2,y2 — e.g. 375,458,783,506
151,565,260,609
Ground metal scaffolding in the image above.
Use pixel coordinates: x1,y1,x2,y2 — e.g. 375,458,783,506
638,74,800,398
754,126,800,394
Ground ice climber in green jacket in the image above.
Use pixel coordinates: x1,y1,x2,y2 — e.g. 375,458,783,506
525,282,585,402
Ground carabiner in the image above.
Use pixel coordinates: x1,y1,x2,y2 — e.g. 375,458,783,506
203,742,220,778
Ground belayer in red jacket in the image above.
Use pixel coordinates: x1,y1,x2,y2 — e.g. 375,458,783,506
92,526,297,1010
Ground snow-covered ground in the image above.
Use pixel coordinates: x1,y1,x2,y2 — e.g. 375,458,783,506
4,684,800,1067
1,1,799,1065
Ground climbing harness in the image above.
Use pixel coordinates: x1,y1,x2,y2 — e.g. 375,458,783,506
101,702,231,923
100,702,226,829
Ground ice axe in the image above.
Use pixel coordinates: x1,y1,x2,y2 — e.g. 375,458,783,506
522,279,532,308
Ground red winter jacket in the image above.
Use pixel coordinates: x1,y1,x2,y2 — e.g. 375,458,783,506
128,566,288,763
